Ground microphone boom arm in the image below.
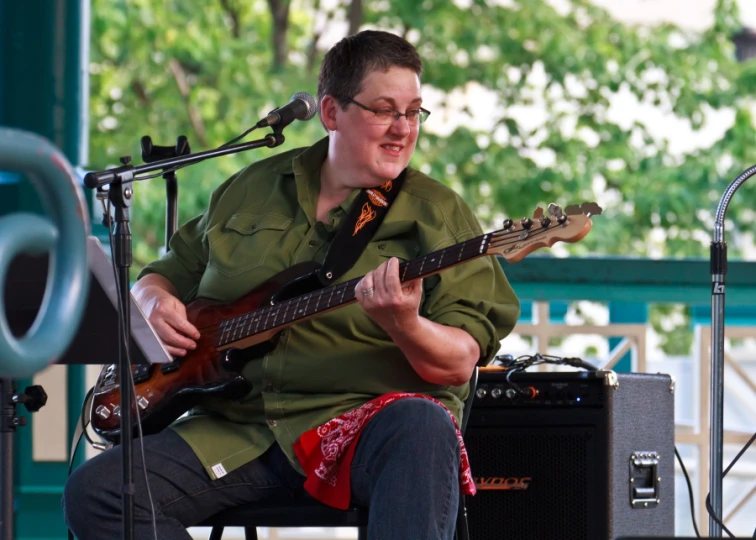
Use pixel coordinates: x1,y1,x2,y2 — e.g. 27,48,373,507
84,132,285,189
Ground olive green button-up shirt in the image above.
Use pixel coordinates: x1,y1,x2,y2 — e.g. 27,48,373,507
138,137,520,479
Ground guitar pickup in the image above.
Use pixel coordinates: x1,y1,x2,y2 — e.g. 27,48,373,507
160,360,181,375
132,364,153,384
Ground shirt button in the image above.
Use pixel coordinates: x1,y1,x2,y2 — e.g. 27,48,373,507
268,420,277,427
378,243,386,250
308,239,317,247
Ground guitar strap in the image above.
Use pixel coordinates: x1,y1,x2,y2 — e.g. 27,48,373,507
317,168,407,286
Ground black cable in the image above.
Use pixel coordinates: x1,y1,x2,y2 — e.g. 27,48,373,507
67,387,96,482
723,431,756,478
706,492,736,537
219,124,258,148
674,446,701,538
704,429,756,537
79,386,99,449
493,353,599,373
106,201,159,540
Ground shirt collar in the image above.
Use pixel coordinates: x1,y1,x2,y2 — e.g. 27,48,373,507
290,137,328,226
290,136,361,227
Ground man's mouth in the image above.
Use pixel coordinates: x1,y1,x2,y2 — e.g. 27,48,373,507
381,144,403,153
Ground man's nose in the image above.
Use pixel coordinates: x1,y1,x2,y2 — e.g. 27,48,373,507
389,114,411,136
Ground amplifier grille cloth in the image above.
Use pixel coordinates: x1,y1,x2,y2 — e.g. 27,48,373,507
465,426,593,540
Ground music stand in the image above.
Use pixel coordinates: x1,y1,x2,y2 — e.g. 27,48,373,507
1,235,170,539
5,236,171,365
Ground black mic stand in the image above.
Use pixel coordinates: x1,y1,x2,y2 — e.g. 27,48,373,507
83,130,285,540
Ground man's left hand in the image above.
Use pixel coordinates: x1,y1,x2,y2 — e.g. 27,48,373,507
355,257,423,333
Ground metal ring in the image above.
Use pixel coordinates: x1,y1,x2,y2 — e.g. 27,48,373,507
0,128,90,379
362,287,375,296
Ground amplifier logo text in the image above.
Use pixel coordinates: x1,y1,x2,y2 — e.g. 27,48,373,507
474,477,531,491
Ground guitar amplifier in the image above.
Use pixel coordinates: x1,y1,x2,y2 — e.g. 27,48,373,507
464,369,675,540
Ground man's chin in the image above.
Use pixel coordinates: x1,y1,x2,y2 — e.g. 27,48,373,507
374,163,408,181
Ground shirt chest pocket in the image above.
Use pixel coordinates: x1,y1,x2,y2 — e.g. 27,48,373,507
209,213,292,277
354,238,420,279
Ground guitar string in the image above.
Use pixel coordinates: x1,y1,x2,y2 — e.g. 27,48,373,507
199,224,559,343
195,223,561,343
196,227,508,338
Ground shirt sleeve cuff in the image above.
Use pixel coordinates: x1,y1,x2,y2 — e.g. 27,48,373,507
137,250,200,303
432,308,501,366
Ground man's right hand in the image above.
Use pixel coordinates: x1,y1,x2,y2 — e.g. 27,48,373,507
132,274,201,357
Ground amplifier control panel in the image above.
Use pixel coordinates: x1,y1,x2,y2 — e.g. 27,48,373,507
474,370,608,407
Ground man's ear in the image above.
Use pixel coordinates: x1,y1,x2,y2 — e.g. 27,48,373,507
320,95,339,131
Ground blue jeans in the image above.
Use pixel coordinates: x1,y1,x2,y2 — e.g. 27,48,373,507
63,398,461,539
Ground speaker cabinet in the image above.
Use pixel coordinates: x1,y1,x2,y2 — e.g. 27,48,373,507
464,370,675,540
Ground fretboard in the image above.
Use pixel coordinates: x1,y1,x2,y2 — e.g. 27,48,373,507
215,232,493,347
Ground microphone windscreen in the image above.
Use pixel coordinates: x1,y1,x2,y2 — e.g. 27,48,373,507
291,92,319,120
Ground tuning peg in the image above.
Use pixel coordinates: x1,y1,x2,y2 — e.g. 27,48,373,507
548,203,563,217
565,202,603,217
520,217,533,229
539,217,551,228
581,202,603,216
502,219,514,230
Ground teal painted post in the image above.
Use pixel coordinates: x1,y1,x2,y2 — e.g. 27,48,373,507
1,1,90,539
608,302,648,372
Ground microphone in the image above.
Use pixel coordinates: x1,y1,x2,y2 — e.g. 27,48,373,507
256,92,319,129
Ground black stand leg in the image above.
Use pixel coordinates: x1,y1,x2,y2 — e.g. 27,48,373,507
109,173,135,540
0,378,17,540
0,379,47,540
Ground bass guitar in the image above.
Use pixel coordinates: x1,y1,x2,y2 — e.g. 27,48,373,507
91,202,601,442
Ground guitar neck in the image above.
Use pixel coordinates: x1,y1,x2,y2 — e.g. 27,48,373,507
214,202,598,350
215,232,493,349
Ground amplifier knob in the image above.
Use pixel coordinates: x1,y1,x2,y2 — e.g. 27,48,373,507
475,387,488,400
491,388,503,399
504,388,518,399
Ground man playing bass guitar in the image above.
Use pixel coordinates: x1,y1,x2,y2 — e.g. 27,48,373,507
64,29,520,540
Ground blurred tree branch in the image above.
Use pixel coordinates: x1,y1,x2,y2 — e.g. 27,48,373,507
168,58,208,148
219,0,241,38
267,0,291,69
348,0,362,36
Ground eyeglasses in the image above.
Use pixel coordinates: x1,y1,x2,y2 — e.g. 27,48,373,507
344,97,431,126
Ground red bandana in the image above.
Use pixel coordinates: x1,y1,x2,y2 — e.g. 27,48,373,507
293,392,476,510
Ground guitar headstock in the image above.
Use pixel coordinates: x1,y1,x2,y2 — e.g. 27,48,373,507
486,202,601,263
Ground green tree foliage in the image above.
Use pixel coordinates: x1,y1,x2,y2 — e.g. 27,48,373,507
89,0,756,277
